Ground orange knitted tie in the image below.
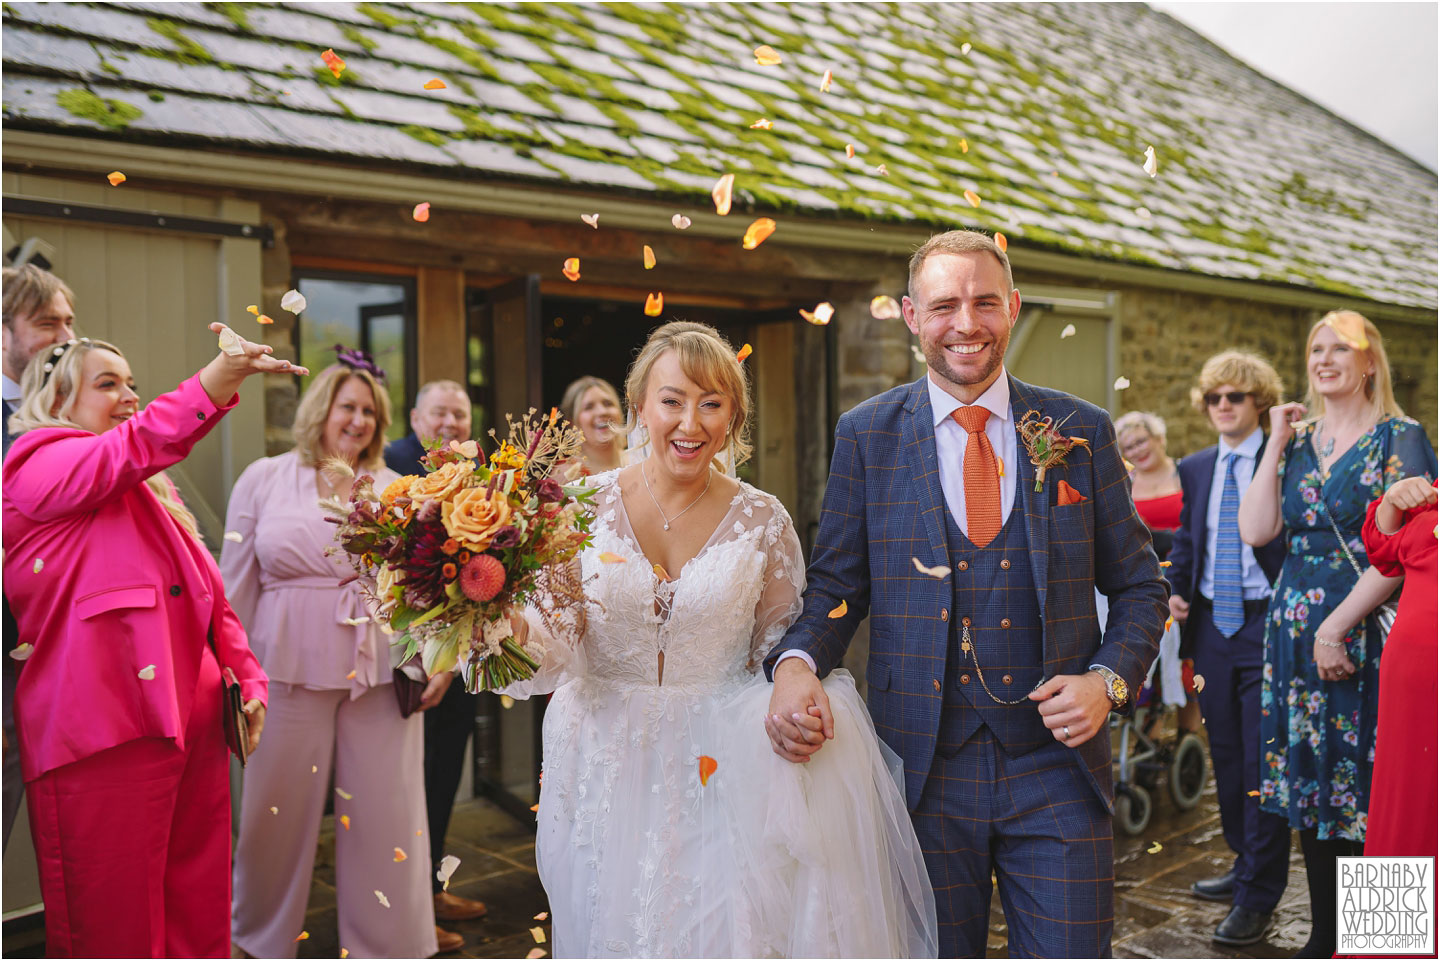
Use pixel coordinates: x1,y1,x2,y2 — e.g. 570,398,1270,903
951,405,1002,547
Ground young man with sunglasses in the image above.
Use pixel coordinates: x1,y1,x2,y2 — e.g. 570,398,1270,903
1167,350,1290,946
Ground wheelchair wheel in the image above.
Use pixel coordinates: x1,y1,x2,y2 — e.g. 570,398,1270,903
1114,783,1152,836
1168,732,1209,810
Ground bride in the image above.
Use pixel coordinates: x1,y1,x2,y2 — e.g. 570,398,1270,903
507,321,937,958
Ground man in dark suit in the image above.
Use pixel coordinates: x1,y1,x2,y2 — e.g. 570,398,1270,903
2,264,77,854
766,230,1167,957
1167,350,1290,946
384,379,471,478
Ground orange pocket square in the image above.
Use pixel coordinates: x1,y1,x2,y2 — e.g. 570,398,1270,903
1056,480,1087,506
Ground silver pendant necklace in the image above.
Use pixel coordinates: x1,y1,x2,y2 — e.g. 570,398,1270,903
1317,420,1336,459
641,462,711,531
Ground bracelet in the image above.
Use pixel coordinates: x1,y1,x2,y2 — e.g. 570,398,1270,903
1316,638,1347,649
1374,518,1402,537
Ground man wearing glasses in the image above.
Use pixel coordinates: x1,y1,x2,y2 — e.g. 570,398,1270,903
1167,351,1290,947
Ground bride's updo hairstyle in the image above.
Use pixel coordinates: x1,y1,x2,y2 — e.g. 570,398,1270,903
623,320,753,468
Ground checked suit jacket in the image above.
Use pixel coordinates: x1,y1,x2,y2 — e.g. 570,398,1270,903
775,373,1168,809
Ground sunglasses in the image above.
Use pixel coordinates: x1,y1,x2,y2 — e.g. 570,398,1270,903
1204,391,1251,407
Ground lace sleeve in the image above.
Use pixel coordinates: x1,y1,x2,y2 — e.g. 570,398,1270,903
747,499,807,672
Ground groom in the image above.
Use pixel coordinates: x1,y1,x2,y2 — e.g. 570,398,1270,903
767,229,1167,957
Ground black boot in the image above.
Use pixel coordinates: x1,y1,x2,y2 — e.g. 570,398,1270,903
1294,830,1363,958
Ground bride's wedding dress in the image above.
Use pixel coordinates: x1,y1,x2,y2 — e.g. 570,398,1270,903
511,470,936,958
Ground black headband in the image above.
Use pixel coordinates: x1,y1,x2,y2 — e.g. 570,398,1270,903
40,338,89,386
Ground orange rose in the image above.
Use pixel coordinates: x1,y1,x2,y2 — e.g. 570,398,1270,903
441,487,513,552
408,460,474,504
381,475,418,507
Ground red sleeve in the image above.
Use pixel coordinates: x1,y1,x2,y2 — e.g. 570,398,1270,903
1362,496,1406,576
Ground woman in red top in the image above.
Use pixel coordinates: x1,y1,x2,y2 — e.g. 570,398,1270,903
1116,411,1183,554
1317,476,1437,859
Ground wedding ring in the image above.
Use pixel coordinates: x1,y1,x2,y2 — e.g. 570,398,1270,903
1063,724,1071,740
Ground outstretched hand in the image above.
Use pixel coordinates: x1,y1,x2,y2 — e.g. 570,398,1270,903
200,323,309,408
765,658,834,763
1028,672,1111,747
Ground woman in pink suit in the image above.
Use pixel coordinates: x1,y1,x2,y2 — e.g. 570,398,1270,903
2,327,295,958
225,351,448,959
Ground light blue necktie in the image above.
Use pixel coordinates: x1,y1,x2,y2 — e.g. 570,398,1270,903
1213,452,1246,637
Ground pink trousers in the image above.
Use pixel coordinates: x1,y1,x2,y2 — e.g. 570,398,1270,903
26,648,230,958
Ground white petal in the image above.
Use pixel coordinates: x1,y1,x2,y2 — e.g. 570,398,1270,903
224,531,244,543
138,664,157,680
32,558,43,574
1142,145,1158,178
280,289,307,314
374,890,390,908
671,214,691,230
9,643,33,661
1114,376,1132,390
580,213,599,228
436,854,461,889
342,616,371,626
217,324,246,356
911,557,951,579
1060,324,1077,339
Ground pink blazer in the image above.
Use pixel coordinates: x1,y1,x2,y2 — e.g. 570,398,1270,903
2,373,268,782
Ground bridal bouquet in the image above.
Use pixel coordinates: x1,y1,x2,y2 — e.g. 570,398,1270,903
325,409,595,692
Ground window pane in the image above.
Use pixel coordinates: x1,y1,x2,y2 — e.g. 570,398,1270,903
296,277,411,441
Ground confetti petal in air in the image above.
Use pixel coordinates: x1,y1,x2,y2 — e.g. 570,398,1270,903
1147,841,1163,854
580,213,599,229
912,557,950,579
1060,323,1077,339
224,530,244,543
9,643,33,662
530,927,548,944
534,912,549,921
342,616,370,626
500,694,515,709
643,245,656,269
320,48,345,79
735,343,752,363
246,305,260,315
256,314,274,325
597,552,627,563
1165,617,1174,631
1135,206,1152,220
742,217,776,250
529,802,539,812
346,670,356,679
671,214,691,230
526,950,546,960
819,69,832,92
393,847,407,862
995,232,1008,252
1324,312,1369,350
644,292,663,317
562,258,581,282
698,755,718,786
107,170,126,186
911,345,925,365
1142,145,1158,178
964,189,981,208
1113,376,1131,390
845,144,855,158
753,45,782,66
342,951,349,959
312,765,319,773
828,599,848,618
423,78,447,90
870,295,901,320
32,558,44,574
217,325,246,357
138,664,156,680
1192,674,1206,693
270,806,279,814
958,138,969,153
800,302,835,326
1248,790,1262,797
412,202,431,222
340,814,351,830
961,42,973,55
997,458,1005,478
436,854,461,889
749,118,773,130
712,173,735,216
280,289,306,314
295,931,310,943
875,163,889,177
1159,560,1173,568
335,787,353,800
374,890,390,908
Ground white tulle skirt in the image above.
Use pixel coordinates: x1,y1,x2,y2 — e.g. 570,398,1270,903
534,669,938,959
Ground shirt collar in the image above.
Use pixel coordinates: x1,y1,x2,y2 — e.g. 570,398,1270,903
1,374,21,404
1218,426,1264,459
928,368,1012,429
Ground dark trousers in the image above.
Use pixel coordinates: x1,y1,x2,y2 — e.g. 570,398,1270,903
1191,596,1291,913
911,726,1113,958
423,680,477,894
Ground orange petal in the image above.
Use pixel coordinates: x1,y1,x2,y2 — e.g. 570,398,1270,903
753,45,782,66
341,950,349,958
735,343,752,363
741,217,776,250
526,950,546,960
340,814,351,830
958,138,969,154
869,295,900,320
819,69,832,92
749,118,773,130
530,926,547,944
562,257,581,282
597,552,627,563
698,755,718,786
828,599,848,618
995,232,1008,252
643,245,656,269
413,202,431,222
256,314,274,325
644,292,663,317
423,78,446,90
1165,617,1175,631
393,847,407,862
246,305,260,315
845,144,855,158
534,911,549,921
346,670,357,680
1324,312,1370,350
1248,790,1262,797
529,803,539,812
106,170,126,186
964,189,981,208
1158,560,1173,568
320,48,345,79
800,302,835,326
712,173,734,216
652,563,670,581
295,931,310,942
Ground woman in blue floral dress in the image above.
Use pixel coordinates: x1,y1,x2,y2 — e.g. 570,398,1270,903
1240,311,1436,958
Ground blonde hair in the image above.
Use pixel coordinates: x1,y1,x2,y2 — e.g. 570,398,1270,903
909,229,1013,297
1114,411,1168,447
1304,311,1403,421
623,321,753,467
8,338,201,541
560,375,621,428
292,363,390,469
1189,350,1285,417
3,264,74,331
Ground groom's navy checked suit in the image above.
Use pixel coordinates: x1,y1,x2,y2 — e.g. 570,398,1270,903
775,375,1167,957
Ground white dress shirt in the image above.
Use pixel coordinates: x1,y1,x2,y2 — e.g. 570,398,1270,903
1199,426,1272,601
2,373,21,410
777,371,1017,675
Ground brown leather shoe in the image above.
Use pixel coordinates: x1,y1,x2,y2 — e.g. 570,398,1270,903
435,925,465,954
435,890,489,921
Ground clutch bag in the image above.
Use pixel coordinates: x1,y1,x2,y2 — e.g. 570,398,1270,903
220,665,250,767
392,664,427,718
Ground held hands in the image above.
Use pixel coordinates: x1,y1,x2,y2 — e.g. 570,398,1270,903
1028,672,1111,748
1268,401,1309,447
243,699,266,755
1382,476,1438,514
765,659,834,763
1168,595,1190,624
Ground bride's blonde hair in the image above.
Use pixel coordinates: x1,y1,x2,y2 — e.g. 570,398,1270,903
9,338,202,541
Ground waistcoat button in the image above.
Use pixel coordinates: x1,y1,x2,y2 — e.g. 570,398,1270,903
960,674,971,685
1000,559,1011,570
941,609,949,621
957,560,969,572
1002,674,1014,685
961,616,971,627
1001,618,1011,628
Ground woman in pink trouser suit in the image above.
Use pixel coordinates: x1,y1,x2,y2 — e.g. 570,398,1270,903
224,358,446,959
2,329,289,957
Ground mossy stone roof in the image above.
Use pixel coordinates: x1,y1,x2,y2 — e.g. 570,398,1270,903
4,1,1435,309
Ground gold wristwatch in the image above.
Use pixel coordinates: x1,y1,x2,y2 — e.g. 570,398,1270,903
1088,664,1128,710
